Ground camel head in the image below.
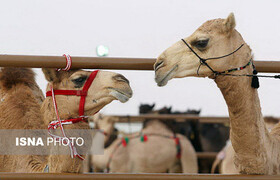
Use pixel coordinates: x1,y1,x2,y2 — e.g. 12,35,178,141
92,114,116,134
91,114,118,145
155,13,248,86
42,69,133,116
154,106,172,114
139,103,155,114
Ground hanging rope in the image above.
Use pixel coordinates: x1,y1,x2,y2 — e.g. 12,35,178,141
57,54,72,71
48,85,84,160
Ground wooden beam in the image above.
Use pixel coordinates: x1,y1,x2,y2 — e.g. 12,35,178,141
0,55,155,70
196,152,218,159
111,115,230,124
111,115,280,124
254,61,280,73
1,173,280,180
0,55,279,73
197,152,217,159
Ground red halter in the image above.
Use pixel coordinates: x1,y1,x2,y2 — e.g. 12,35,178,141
46,70,99,160
46,70,99,119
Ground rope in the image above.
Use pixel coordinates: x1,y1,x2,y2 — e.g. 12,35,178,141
218,73,280,79
57,54,72,71
48,85,84,160
181,39,280,81
46,71,99,160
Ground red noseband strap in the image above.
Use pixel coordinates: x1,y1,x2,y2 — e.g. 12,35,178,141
79,70,99,116
46,70,99,117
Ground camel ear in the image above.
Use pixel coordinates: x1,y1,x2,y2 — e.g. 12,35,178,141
42,68,61,83
223,13,236,33
168,107,172,113
151,103,155,109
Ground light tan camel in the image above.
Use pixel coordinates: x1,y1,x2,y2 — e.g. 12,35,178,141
80,114,118,173
154,13,280,174
41,69,132,173
212,117,280,174
211,140,237,174
91,113,198,173
0,68,47,172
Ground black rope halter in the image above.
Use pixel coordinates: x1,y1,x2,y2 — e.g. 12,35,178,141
181,39,245,76
181,39,280,89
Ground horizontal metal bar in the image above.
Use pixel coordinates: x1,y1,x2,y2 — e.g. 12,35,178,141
0,54,279,73
112,115,280,124
111,115,230,124
1,173,280,180
0,55,155,70
197,152,217,159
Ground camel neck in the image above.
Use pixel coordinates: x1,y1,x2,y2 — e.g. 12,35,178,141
105,128,118,148
215,67,270,173
41,98,88,128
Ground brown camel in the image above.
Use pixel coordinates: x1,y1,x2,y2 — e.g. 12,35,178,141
0,67,132,173
212,117,280,174
41,68,132,173
0,68,47,172
91,113,198,173
154,13,280,174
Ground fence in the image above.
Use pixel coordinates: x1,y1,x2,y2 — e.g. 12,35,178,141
0,55,280,72
1,173,280,180
1,55,280,179
111,115,230,123
109,115,279,160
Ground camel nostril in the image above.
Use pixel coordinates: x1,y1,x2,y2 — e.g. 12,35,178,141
113,74,130,85
154,61,164,71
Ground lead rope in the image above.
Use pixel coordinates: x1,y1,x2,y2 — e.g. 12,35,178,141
47,54,84,160
48,85,84,160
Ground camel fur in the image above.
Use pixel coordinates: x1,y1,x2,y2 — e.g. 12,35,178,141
0,67,132,173
0,68,47,172
154,13,280,174
91,113,198,173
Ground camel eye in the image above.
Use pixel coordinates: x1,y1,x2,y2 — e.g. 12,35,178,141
193,39,209,49
72,76,88,88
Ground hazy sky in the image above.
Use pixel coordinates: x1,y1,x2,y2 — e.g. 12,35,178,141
1,0,280,116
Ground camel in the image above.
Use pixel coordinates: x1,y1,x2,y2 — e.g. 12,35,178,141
41,68,132,173
154,12,280,174
91,109,198,173
0,68,47,172
0,67,132,173
212,117,280,174
140,104,228,173
211,140,237,174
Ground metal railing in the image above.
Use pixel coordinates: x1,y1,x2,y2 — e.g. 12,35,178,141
0,54,279,72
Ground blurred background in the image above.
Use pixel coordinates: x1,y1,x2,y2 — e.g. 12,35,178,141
0,0,279,118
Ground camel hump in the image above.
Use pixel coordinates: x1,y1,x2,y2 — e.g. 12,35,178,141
0,67,36,90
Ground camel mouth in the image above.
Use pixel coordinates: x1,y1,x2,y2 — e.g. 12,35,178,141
155,64,178,87
108,88,132,103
